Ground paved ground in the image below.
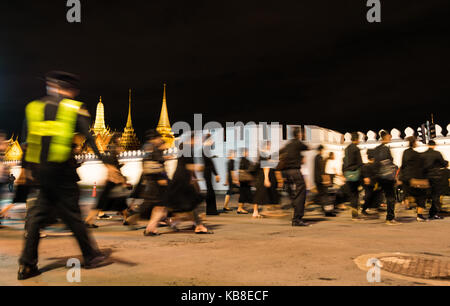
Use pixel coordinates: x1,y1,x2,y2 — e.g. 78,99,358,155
1,193,450,286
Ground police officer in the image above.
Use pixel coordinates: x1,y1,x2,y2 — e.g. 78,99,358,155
422,140,448,219
18,71,120,280
279,127,310,226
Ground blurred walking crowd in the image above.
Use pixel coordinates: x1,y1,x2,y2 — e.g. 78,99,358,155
0,72,448,280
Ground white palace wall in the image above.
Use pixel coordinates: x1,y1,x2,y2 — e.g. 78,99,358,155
68,123,450,191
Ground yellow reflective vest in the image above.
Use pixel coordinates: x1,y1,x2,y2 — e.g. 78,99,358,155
25,99,82,164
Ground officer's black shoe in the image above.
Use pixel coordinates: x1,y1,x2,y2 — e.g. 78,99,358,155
84,253,112,270
325,212,337,217
292,221,311,227
18,265,41,280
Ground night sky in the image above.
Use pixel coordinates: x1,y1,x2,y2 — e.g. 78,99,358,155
1,0,449,140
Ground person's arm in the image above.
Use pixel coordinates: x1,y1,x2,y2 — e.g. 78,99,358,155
263,167,271,187
437,152,449,168
75,107,103,158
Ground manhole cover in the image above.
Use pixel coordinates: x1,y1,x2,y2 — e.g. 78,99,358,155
355,253,450,285
379,255,450,280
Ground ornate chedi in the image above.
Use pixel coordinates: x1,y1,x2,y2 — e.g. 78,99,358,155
86,96,113,154
156,83,175,147
4,136,23,161
120,89,141,151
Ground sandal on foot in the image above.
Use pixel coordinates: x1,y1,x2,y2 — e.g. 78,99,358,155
144,231,161,236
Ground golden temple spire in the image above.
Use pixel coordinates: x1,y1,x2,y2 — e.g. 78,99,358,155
126,89,133,129
156,83,174,147
120,88,140,151
93,96,107,135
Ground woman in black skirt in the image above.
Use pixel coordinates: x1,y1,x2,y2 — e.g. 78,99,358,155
140,130,171,236
253,141,282,218
237,148,253,214
85,134,128,228
223,150,238,212
165,133,212,234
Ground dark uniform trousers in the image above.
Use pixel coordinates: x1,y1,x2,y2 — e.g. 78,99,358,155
283,169,306,222
19,179,99,266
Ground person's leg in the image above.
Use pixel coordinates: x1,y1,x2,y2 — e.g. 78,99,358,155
289,170,306,223
53,184,100,262
237,203,248,213
144,206,167,235
380,180,396,221
205,179,218,214
362,186,373,213
192,208,212,233
252,204,262,218
347,182,359,218
429,179,441,218
411,187,428,221
19,188,52,267
223,193,232,211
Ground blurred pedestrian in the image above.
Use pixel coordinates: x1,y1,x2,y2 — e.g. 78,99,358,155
343,132,363,220
279,127,310,227
84,133,129,228
237,148,253,215
361,149,381,215
253,141,282,218
8,174,16,193
399,136,429,222
18,71,120,280
223,150,238,212
374,130,400,225
203,134,220,215
165,133,212,234
422,140,448,219
314,145,336,217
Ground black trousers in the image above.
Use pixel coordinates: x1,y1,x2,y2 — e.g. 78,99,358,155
378,179,396,221
283,169,306,222
204,175,218,214
315,182,332,213
346,181,360,217
19,181,99,266
362,185,381,211
429,178,442,217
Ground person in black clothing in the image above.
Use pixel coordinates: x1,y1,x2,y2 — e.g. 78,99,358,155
422,140,448,219
0,131,8,227
237,148,253,215
84,133,128,228
279,127,310,227
165,133,212,234
400,136,428,222
8,174,15,193
253,141,282,217
314,145,336,217
18,72,119,280
342,132,363,220
203,134,221,215
361,149,382,215
374,130,400,225
141,130,171,236
223,150,238,212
